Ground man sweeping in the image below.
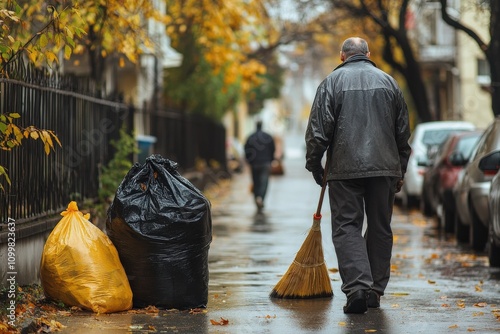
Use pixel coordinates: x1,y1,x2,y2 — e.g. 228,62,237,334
305,37,411,314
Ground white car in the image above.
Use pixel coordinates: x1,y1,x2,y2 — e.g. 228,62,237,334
398,121,476,208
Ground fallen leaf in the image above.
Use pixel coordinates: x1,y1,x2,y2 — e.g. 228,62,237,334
328,268,339,273
338,322,346,326
428,280,436,284
390,292,409,296
475,285,483,292
472,312,484,316
412,219,427,227
441,304,450,308
391,304,400,308
0,322,17,333
365,329,377,333
467,328,475,332
473,302,488,308
145,305,159,314
57,310,72,316
189,308,207,314
449,324,459,329
210,317,229,326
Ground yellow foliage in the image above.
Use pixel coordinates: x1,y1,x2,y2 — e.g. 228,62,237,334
0,113,61,190
0,1,83,70
167,0,272,94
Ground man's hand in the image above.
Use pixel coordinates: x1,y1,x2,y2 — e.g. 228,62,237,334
396,179,404,193
312,168,325,186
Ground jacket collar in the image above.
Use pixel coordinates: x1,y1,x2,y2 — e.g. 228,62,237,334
333,54,377,71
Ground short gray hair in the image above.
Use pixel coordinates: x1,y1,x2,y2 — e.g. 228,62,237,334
341,37,369,58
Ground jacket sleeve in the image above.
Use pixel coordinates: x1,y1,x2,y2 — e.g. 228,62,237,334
395,89,412,177
305,80,337,172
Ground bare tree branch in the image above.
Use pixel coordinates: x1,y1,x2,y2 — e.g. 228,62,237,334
438,0,488,53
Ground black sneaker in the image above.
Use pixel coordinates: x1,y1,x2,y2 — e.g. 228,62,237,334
343,290,368,314
367,290,380,308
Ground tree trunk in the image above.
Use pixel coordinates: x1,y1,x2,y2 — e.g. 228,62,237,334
331,0,433,122
489,0,500,117
440,0,498,118
395,33,434,122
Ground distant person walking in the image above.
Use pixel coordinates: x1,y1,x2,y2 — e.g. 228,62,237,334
305,37,411,314
244,120,276,211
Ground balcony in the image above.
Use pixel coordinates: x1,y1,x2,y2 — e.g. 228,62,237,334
419,45,456,63
415,1,458,64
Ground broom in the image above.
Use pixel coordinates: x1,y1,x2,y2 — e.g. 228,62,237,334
270,157,333,299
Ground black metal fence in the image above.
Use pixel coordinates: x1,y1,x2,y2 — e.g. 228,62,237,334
150,109,227,172
0,66,132,223
0,63,227,225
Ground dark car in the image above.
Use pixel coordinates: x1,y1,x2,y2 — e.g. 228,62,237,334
420,130,483,233
486,168,500,267
453,117,500,251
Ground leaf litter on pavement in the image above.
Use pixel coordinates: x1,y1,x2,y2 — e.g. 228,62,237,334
0,284,227,332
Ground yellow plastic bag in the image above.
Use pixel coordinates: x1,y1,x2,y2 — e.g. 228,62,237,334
40,201,133,313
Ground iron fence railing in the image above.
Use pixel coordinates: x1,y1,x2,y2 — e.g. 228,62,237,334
0,62,228,225
0,63,131,223
150,109,226,171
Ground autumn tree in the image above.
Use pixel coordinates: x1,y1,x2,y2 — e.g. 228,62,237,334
68,0,167,88
439,0,500,117
328,0,433,122
0,1,80,189
164,0,275,120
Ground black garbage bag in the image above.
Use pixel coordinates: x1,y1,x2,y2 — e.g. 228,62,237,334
106,155,212,309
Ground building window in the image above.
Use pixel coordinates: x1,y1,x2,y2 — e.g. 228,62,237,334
477,58,491,86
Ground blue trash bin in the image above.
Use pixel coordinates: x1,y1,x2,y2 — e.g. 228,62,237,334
136,135,157,163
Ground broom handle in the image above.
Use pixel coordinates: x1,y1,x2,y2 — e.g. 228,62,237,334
315,152,331,217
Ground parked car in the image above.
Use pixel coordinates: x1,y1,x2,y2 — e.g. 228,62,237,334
486,168,500,267
398,121,476,208
453,116,500,251
420,130,483,233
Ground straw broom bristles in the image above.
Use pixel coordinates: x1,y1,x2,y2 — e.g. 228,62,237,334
270,214,333,299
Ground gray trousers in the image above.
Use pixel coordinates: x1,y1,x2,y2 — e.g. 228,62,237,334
328,176,397,297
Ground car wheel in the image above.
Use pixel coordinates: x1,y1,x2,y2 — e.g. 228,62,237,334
407,194,418,209
420,190,433,217
442,202,455,234
488,222,500,267
398,187,408,208
469,202,488,251
455,211,469,243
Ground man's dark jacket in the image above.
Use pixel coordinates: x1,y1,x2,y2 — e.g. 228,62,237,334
244,130,275,166
305,55,411,180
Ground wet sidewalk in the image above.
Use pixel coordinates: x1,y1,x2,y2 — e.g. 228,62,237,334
55,134,500,334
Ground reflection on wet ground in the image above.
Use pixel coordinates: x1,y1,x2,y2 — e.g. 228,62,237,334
56,134,500,333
